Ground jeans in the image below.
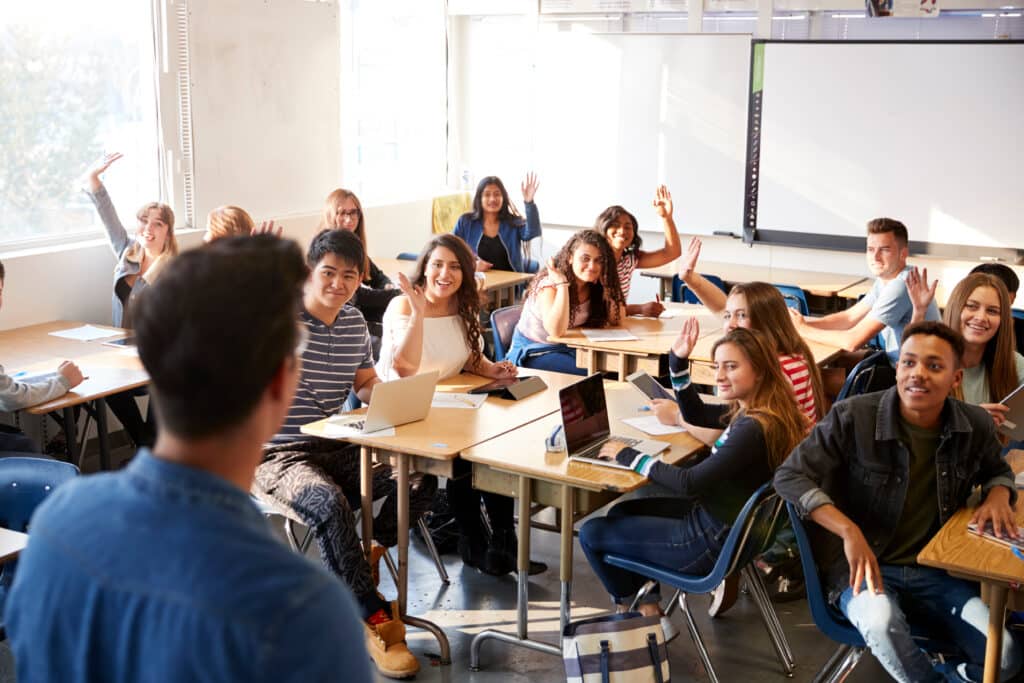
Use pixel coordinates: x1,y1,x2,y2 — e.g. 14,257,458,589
580,496,729,605
506,329,587,376
839,564,1022,683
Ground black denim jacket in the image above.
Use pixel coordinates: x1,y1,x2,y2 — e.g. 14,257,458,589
774,386,1017,600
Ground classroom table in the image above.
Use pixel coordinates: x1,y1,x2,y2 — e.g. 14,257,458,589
549,303,843,383
0,527,29,565
639,260,869,303
374,257,534,308
299,368,583,665
917,450,1024,683
462,379,707,668
1,321,148,469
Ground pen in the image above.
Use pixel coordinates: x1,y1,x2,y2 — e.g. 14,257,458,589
638,405,651,412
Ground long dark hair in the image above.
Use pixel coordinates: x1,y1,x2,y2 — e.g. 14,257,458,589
525,229,625,328
464,176,530,266
594,205,642,254
411,234,484,370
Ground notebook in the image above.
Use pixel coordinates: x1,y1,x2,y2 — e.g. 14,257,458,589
325,370,440,435
560,373,669,470
998,381,1024,441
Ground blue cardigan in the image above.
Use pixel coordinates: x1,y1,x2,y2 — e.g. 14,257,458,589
452,201,541,273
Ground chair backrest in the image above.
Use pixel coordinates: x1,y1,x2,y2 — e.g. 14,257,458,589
773,284,810,316
396,252,418,261
835,350,895,402
490,305,523,362
1013,310,1024,356
671,273,727,304
0,457,79,532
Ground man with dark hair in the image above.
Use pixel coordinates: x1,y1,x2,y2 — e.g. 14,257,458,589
970,263,1019,303
5,236,371,681
253,228,435,680
790,217,940,364
775,321,1021,682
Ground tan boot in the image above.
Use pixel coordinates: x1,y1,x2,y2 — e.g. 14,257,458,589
369,543,388,587
364,605,420,680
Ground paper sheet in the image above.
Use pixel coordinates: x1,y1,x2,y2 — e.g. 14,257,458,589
48,325,123,342
581,328,639,342
620,415,687,436
431,392,487,410
322,417,395,438
10,370,60,384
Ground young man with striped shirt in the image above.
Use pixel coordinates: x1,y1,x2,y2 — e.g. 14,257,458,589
254,229,436,680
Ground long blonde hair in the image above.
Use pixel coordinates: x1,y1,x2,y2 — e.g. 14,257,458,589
711,328,809,470
125,202,178,283
206,205,255,240
321,189,371,281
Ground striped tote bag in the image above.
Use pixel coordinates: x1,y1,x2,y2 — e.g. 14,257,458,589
562,612,670,683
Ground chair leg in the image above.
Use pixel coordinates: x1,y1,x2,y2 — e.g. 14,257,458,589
742,565,795,676
417,517,450,584
283,518,313,554
677,592,720,683
664,588,681,618
628,580,659,611
381,548,399,585
813,644,864,683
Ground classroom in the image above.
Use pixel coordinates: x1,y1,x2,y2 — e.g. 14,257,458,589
1,1,1023,682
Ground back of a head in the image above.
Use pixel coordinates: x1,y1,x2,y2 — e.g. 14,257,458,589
866,217,909,247
134,235,308,438
970,262,1019,297
206,205,255,241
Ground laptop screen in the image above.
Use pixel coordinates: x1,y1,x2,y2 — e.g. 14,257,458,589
559,374,611,455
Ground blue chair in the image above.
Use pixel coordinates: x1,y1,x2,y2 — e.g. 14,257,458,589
671,273,727,304
1012,309,1024,356
524,259,540,274
773,284,810,316
835,350,895,402
604,483,794,682
489,305,522,362
396,252,418,261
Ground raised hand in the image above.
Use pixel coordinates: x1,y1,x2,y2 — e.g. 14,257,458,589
679,237,701,277
652,185,674,219
58,361,84,389
521,172,540,203
253,220,282,237
86,152,123,191
396,272,427,317
670,316,700,359
905,266,937,315
546,257,568,286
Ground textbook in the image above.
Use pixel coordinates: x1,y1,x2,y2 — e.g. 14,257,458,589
999,381,1024,441
966,522,1024,553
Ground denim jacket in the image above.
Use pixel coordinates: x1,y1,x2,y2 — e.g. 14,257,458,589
774,387,1017,600
453,201,541,273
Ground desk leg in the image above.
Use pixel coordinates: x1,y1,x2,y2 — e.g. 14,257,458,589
470,474,561,671
983,584,1008,683
360,447,372,557
95,398,111,471
394,452,451,665
62,407,79,466
559,484,573,637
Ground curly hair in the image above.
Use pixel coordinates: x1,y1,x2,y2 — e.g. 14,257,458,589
525,229,625,328
410,233,484,370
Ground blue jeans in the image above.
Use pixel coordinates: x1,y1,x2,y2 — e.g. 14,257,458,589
839,564,1022,683
506,329,586,376
580,497,729,605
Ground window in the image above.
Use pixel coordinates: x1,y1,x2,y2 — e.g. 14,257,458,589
0,0,162,248
340,0,448,205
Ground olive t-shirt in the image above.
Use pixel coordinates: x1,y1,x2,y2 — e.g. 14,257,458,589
880,417,942,566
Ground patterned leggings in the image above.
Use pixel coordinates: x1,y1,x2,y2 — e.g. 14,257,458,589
255,439,437,604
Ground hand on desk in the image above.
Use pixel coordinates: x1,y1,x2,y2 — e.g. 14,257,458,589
637,298,664,318
670,316,700,359
650,399,682,427
970,485,1018,541
486,360,518,380
58,361,84,389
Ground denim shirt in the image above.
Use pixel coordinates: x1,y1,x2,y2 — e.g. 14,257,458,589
774,387,1017,600
87,184,146,328
453,201,542,273
5,449,370,683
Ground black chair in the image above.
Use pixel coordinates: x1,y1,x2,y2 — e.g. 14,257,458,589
835,350,895,402
490,305,523,362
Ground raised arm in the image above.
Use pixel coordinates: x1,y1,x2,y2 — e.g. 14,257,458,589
678,238,727,313
666,317,730,428
382,276,427,378
905,266,937,325
84,152,131,256
519,173,542,241
636,185,682,269
537,259,572,338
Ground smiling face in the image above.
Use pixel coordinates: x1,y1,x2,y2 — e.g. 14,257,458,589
604,214,636,254
571,243,604,284
328,196,361,232
137,208,170,254
423,246,464,301
896,333,962,424
305,253,362,316
713,341,760,403
481,183,504,215
958,285,1001,348
723,292,752,331
865,231,907,280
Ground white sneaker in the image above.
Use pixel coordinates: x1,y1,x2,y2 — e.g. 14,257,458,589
660,614,679,643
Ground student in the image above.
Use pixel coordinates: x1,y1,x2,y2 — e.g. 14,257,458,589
788,218,940,364
321,188,398,355
595,185,681,317
774,321,1021,683
86,152,176,447
0,260,84,454
5,235,371,682
907,269,1024,426
580,324,807,625
970,262,1024,356
376,233,544,575
454,173,542,273
253,229,435,680
202,205,280,242
505,229,626,376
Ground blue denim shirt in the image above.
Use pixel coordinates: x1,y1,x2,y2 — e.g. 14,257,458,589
774,387,1017,600
453,201,541,273
4,449,371,683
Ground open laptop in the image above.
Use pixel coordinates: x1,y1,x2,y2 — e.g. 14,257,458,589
326,370,440,435
560,373,669,469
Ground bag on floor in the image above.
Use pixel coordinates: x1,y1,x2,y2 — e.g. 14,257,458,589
562,612,670,683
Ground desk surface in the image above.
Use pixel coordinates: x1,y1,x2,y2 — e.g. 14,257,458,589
461,380,706,493
639,261,868,298
373,258,533,294
0,321,149,414
917,450,1024,585
300,368,582,459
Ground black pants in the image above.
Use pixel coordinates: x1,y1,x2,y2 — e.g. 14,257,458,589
105,389,156,448
446,459,514,544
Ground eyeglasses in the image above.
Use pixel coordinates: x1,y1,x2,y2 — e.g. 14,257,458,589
336,209,360,219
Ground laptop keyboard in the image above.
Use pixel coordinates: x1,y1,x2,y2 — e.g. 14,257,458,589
577,435,641,459
346,420,365,432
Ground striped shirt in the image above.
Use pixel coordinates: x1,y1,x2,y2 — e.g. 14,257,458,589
616,251,638,300
779,353,817,423
271,306,374,443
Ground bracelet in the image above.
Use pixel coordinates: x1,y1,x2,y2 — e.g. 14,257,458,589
550,282,570,288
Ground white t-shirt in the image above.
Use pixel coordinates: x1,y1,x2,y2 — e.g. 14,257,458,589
376,310,475,381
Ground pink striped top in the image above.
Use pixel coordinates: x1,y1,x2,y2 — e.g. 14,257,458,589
778,353,817,423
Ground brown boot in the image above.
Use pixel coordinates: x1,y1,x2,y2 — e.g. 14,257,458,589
364,604,420,679
369,543,388,587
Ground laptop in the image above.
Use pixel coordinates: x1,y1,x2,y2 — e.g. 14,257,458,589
999,381,1024,442
326,370,440,435
560,373,670,469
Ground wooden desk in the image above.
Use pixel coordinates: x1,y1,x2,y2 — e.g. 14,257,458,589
1,321,148,468
639,261,868,302
300,368,583,664
917,450,1024,683
550,303,843,382
374,257,534,308
0,527,29,564
462,380,706,668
